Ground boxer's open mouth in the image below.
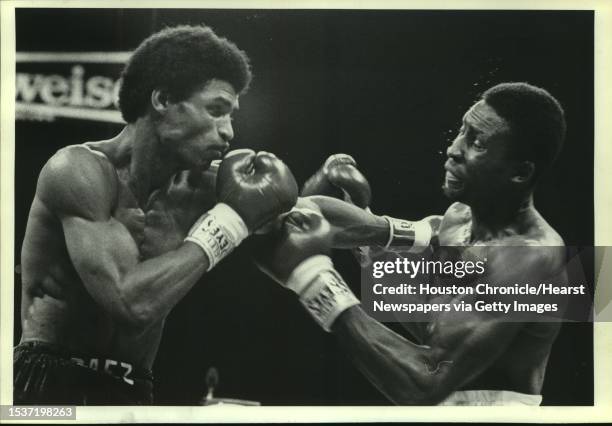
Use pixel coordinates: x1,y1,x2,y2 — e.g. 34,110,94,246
445,171,464,190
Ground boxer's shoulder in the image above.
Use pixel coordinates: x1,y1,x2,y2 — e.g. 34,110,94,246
38,144,119,218
498,209,564,248
44,144,114,178
437,202,471,240
516,215,566,270
442,202,471,224
527,211,565,247
486,216,566,277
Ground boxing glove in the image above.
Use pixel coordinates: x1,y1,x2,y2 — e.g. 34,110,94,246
186,149,298,270
217,149,299,232
301,154,372,208
254,209,359,331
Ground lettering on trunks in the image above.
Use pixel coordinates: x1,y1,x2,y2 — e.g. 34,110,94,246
71,357,135,385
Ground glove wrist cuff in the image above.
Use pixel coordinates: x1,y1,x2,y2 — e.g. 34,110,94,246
286,255,360,332
286,255,334,293
214,203,249,242
185,203,249,271
383,216,432,253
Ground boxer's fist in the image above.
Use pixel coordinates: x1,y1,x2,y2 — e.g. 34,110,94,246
141,164,219,258
301,154,371,208
254,209,333,284
252,209,360,332
217,149,298,232
165,162,220,228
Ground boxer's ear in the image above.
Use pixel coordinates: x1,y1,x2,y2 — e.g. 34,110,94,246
511,160,535,184
151,89,169,114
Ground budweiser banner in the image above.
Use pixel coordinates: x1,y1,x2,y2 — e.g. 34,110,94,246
15,51,130,123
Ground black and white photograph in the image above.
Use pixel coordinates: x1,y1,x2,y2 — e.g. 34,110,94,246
2,1,611,423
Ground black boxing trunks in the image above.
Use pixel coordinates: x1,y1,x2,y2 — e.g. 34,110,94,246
13,341,153,405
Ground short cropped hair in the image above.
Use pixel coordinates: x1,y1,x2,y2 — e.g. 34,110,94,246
119,25,252,123
482,82,566,178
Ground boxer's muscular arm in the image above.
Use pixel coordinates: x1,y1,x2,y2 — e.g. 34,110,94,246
331,251,552,405
299,196,443,248
298,196,388,247
39,149,210,330
333,306,522,404
299,196,441,344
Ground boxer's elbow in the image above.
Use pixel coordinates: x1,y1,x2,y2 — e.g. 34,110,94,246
113,288,162,331
382,371,445,405
101,298,151,330
386,372,450,405
123,303,157,330
376,352,454,405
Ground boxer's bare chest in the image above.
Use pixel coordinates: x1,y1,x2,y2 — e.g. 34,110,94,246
111,168,181,262
111,168,217,260
112,170,147,250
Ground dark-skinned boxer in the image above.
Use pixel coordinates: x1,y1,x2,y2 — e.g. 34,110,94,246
257,82,567,406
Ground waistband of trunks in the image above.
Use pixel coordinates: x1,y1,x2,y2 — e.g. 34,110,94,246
15,340,153,384
439,390,543,406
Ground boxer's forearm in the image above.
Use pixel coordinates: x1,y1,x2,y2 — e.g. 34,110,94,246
112,243,210,329
301,196,389,248
333,306,446,405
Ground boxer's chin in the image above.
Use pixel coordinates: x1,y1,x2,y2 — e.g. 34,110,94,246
442,172,467,200
442,182,465,201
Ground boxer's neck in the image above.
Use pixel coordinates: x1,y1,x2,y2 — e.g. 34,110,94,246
467,192,535,242
114,119,182,209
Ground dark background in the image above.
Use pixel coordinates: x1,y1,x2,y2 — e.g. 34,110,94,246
14,9,594,405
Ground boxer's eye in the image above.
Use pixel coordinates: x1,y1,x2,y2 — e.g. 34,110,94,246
463,126,483,146
472,139,486,151
207,108,222,117
207,104,227,118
